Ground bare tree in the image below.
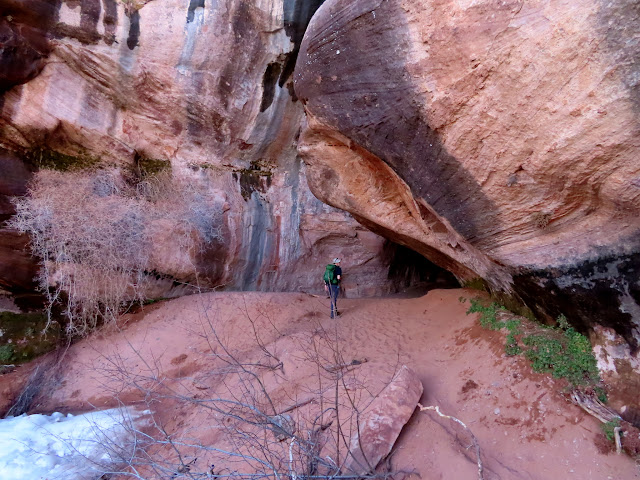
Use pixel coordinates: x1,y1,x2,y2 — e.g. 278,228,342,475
76,295,405,480
9,169,224,335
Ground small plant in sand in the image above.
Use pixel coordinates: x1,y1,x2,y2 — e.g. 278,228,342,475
0,345,15,364
523,316,600,387
465,299,601,388
601,418,621,443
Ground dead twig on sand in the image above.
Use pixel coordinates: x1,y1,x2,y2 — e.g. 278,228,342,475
279,398,316,415
570,390,629,455
418,403,483,480
614,426,623,455
570,390,620,424
325,358,368,373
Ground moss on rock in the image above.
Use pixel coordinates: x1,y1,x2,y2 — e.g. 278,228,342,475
0,311,59,364
137,156,170,177
27,147,100,172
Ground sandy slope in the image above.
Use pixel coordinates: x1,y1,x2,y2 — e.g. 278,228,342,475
2,289,638,479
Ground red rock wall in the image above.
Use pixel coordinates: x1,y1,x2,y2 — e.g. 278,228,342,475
0,0,56,93
294,0,640,348
0,0,439,311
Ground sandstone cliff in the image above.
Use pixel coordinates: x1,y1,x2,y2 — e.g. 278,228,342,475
294,0,640,349
0,0,440,314
3,0,638,362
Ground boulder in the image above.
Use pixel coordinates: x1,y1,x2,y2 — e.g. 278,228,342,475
345,365,423,474
294,0,640,348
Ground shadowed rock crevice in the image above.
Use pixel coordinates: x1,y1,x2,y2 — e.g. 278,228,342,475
277,0,326,99
126,9,140,50
514,245,640,352
79,0,101,34
385,243,460,293
102,0,118,45
0,0,60,92
260,62,283,112
186,0,205,24
0,149,43,311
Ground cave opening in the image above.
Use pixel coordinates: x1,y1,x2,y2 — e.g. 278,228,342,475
384,241,460,297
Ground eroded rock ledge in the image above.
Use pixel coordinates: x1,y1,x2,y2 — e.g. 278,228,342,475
294,0,640,348
0,0,443,312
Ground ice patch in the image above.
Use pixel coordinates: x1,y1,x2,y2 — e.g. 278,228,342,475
0,407,148,480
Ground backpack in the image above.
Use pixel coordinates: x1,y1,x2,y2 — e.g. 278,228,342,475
323,264,338,285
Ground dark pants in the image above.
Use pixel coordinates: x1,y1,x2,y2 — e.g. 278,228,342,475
329,284,340,318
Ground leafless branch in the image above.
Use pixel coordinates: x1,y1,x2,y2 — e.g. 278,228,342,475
418,403,483,480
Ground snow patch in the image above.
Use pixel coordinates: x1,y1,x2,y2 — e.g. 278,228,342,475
0,407,149,480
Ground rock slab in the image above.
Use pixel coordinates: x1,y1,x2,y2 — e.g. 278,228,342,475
345,365,423,474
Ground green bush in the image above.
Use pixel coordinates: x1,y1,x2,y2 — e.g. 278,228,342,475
601,418,620,443
0,345,15,363
466,299,506,330
504,319,523,356
466,298,601,388
523,322,600,387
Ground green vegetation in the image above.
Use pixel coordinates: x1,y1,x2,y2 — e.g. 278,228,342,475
504,319,523,356
523,320,600,386
188,162,217,172
466,299,506,330
466,300,522,356
142,297,166,306
465,298,601,388
594,386,608,404
0,345,15,363
462,277,488,292
491,291,537,322
463,279,536,321
0,311,59,364
601,418,620,443
136,156,170,177
233,160,274,201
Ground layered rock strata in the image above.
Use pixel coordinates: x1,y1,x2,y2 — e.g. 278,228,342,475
294,0,640,348
0,0,447,312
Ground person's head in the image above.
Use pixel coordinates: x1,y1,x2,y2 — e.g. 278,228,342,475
332,258,341,265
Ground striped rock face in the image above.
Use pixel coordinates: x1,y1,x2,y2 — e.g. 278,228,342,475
0,0,443,311
295,0,640,349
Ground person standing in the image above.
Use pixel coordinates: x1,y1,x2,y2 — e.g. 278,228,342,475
323,258,342,318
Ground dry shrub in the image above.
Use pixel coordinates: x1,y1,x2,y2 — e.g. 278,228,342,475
10,168,223,335
86,303,403,480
